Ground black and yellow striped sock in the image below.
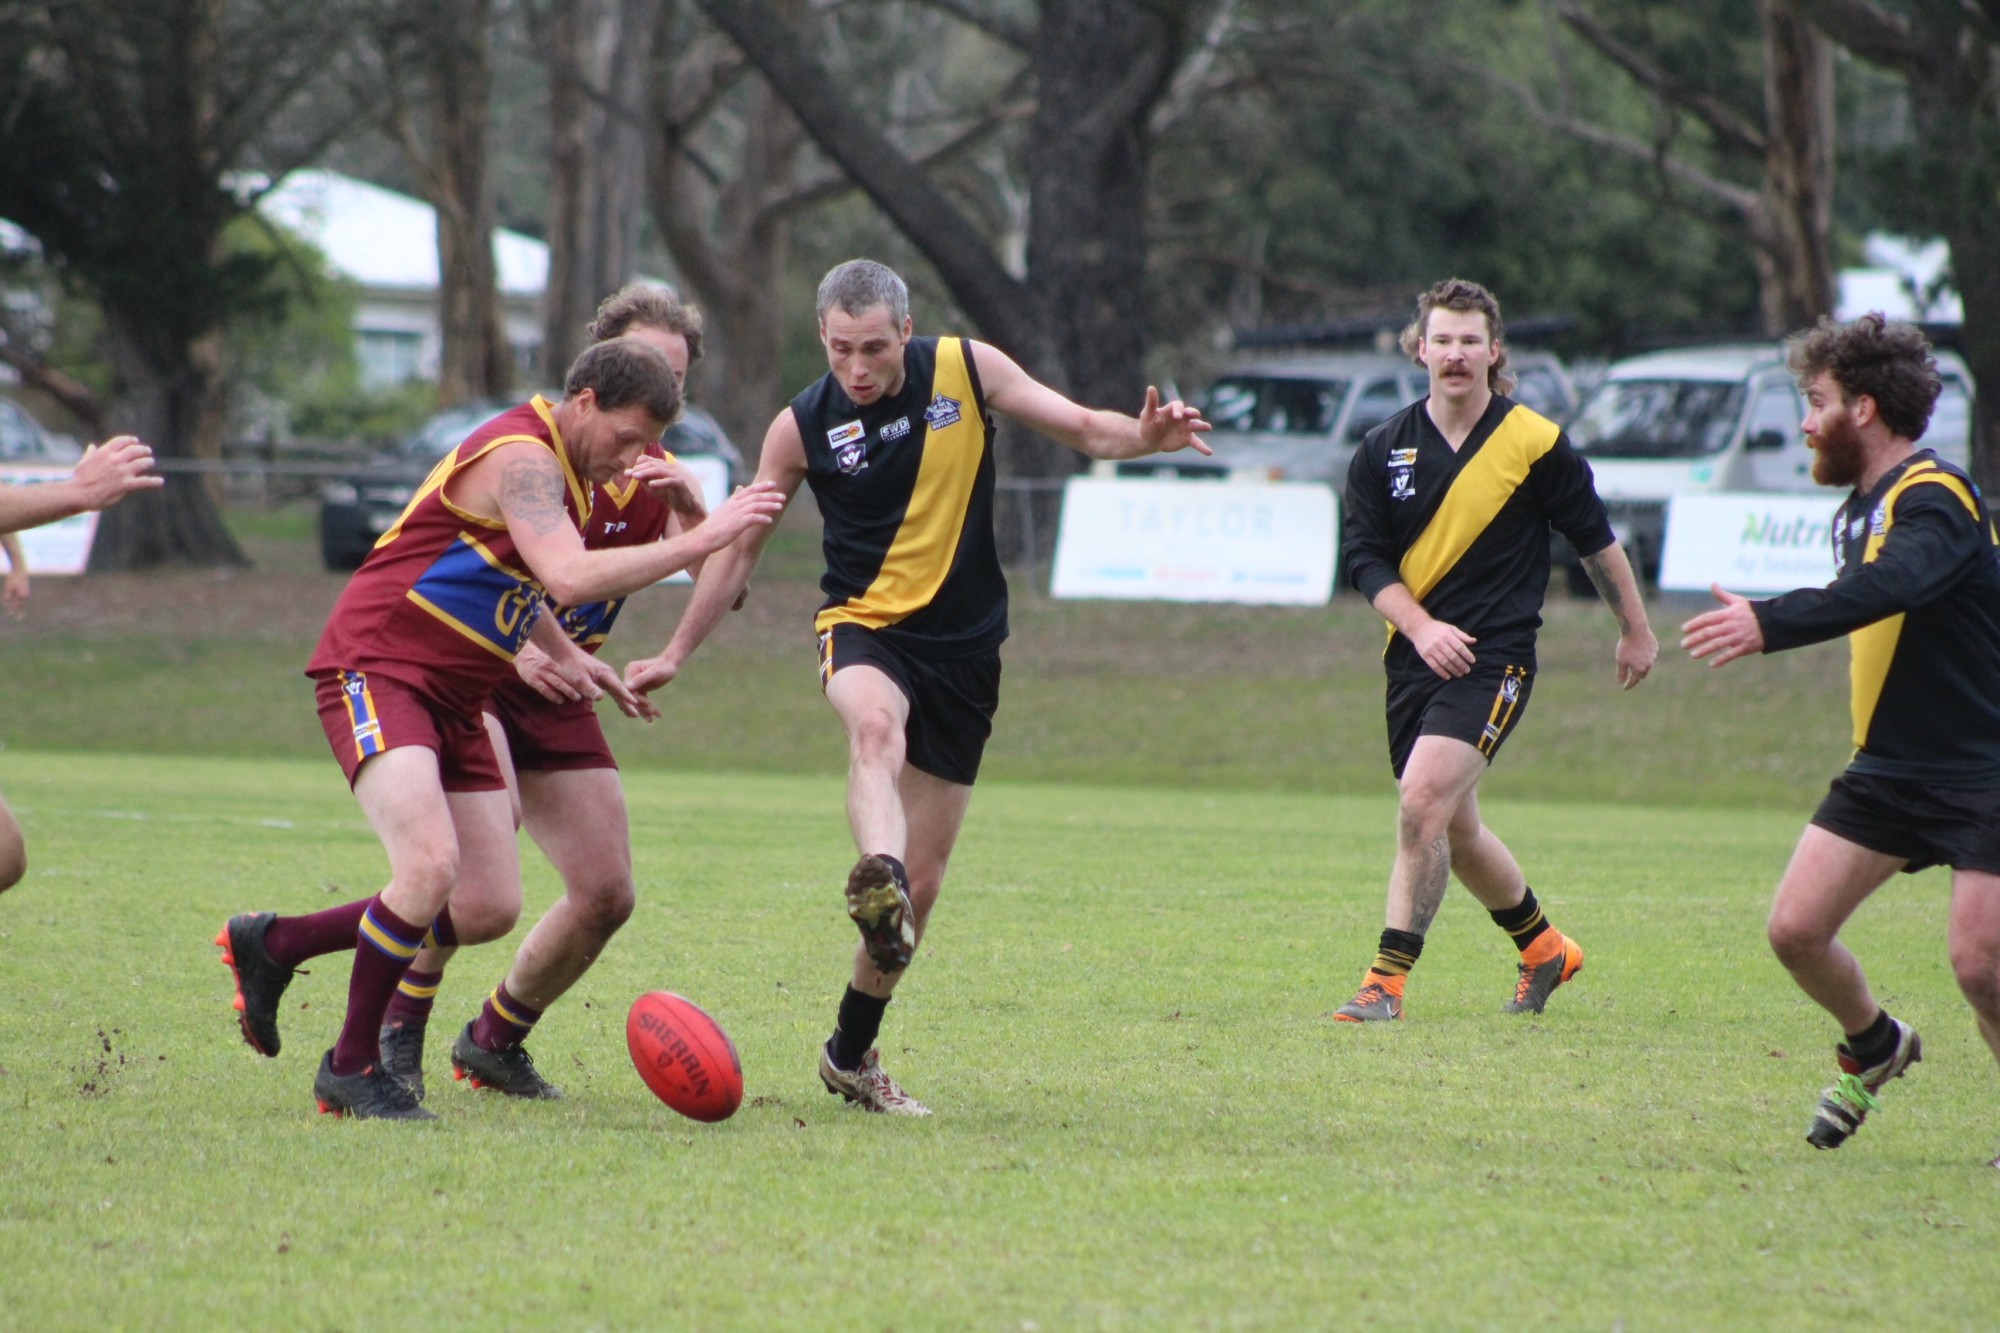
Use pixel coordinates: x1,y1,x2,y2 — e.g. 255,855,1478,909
1369,927,1425,980
1489,887,1551,954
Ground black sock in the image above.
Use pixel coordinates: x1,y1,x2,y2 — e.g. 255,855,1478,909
1368,927,1426,979
876,853,909,892
830,985,890,1071
1489,887,1551,954
1845,1008,1896,1064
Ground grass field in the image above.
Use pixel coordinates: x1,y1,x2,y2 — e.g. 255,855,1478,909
1,511,1996,1328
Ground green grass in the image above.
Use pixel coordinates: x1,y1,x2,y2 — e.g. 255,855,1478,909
2,752,1996,1329
0,513,1854,809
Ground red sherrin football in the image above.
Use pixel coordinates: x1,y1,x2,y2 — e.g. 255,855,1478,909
626,991,744,1122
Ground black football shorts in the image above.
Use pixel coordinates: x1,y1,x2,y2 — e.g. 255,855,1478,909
817,622,1001,786
1811,769,2000,874
1384,662,1535,780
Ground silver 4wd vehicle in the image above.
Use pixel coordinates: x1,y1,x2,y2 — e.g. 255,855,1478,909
1097,349,1577,485
1557,343,1975,586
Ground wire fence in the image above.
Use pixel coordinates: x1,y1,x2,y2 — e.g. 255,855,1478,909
155,457,1076,569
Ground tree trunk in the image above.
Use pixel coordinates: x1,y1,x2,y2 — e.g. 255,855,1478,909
1753,0,1835,333
89,314,244,569
1018,0,1178,476
544,0,661,376
418,1,511,405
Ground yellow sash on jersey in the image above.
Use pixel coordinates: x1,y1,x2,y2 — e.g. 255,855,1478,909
376,396,589,550
816,338,985,634
1396,404,1561,601
1848,460,1981,747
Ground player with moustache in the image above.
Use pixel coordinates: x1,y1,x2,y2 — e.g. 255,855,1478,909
372,285,721,1101
0,435,161,892
215,338,783,1120
1333,278,1656,1024
623,259,1212,1115
1684,314,2000,1161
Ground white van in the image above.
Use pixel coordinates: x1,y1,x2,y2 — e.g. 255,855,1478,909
1099,350,1578,485
1559,343,1975,583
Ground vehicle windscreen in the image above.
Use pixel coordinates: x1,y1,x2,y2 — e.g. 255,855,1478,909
1202,376,1350,436
1567,379,1746,459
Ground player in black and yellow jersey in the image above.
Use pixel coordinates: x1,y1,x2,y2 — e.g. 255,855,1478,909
1684,314,2000,1160
627,259,1211,1114
1334,278,1656,1024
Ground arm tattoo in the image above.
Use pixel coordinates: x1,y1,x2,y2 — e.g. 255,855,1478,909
1408,834,1452,935
1581,550,1636,636
498,457,570,536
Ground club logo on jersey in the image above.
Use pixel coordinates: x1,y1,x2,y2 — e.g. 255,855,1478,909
1387,446,1417,501
879,416,911,442
829,419,870,474
924,394,961,432
1869,503,1888,537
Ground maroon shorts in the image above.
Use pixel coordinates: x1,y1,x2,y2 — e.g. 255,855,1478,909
485,676,617,773
312,669,507,793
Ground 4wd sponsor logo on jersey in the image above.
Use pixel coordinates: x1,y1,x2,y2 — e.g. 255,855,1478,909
1387,446,1417,501
828,419,868,474
924,394,961,432
879,416,911,442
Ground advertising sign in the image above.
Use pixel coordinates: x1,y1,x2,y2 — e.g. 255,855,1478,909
1050,478,1337,605
0,466,97,574
1657,493,1838,593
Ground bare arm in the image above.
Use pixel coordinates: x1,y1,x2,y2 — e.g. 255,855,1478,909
468,442,782,607
1578,542,1657,689
0,436,163,534
969,341,1212,461
624,410,808,695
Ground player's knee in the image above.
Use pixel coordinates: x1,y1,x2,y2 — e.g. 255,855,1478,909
1395,792,1452,847
848,709,905,767
0,843,23,892
450,896,522,945
1948,943,2000,1017
575,876,636,937
1765,909,1827,967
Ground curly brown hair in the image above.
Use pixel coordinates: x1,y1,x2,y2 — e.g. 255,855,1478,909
586,283,705,363
1398,277,1513,395
1786,313,1941,441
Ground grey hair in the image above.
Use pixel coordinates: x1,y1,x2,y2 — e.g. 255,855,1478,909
815,259,909,327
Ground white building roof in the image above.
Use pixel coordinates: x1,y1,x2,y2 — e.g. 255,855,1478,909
256,168,547,296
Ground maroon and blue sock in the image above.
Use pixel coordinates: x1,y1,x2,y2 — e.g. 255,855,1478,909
382,968,444,1029
328,896,425,1076
468,981,542,1052
380,909,458,1029
262,897,371,968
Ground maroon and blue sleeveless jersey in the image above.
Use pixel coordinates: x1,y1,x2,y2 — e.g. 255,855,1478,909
308,396,591,716
547,442,676,655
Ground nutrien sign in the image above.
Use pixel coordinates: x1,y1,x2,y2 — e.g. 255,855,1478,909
1657,494,1839,593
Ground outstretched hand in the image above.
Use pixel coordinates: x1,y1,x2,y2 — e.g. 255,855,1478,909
1680,583,1764,668
72,435,164,511
1138,386,1213,456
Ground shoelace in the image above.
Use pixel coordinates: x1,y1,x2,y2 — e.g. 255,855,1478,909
1511,963,1539,1003
1828,1071,1881,1116
1354,982,1390,1005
